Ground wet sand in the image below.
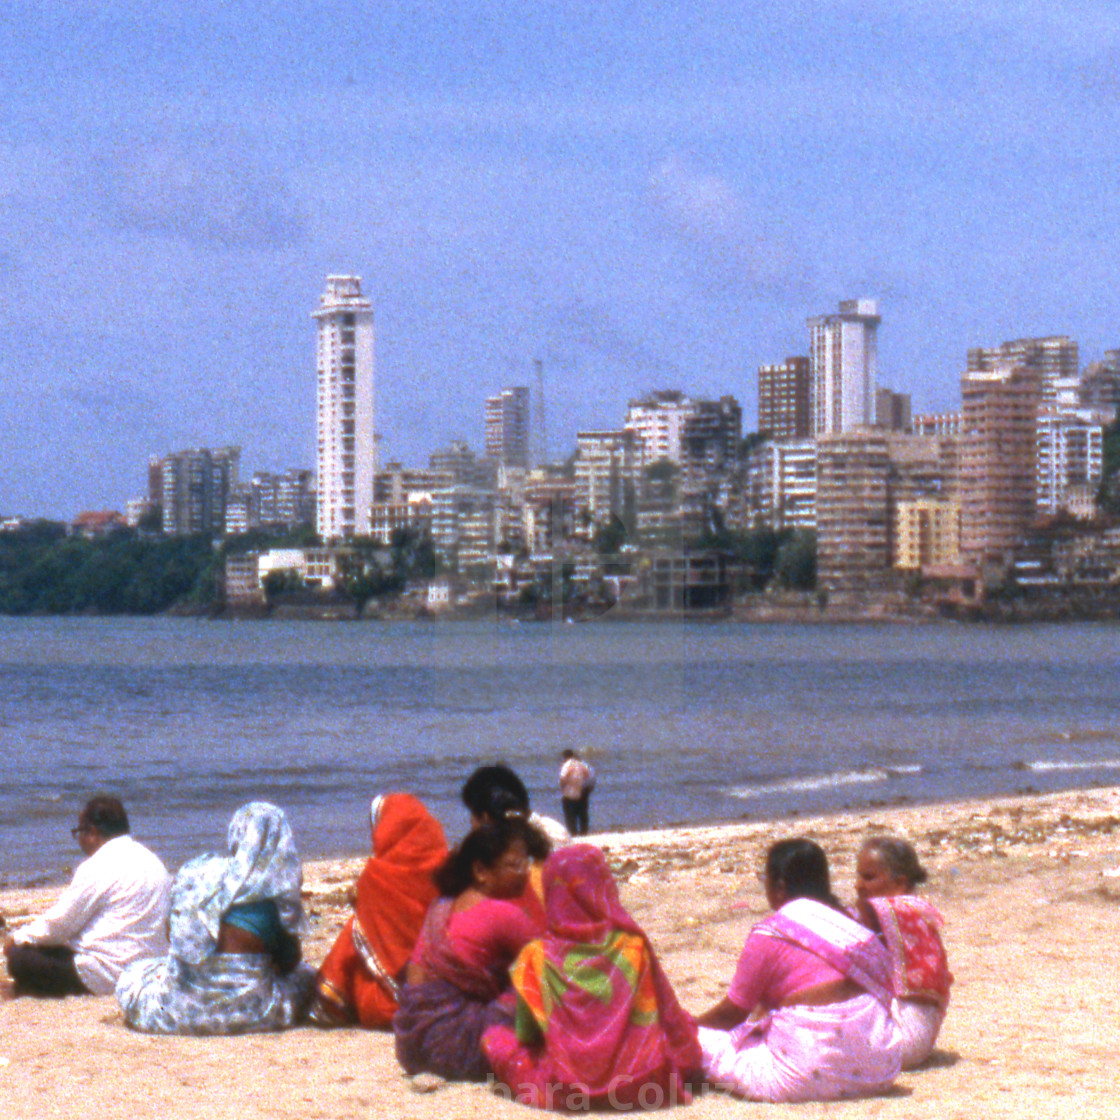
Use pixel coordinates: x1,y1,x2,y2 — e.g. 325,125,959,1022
4,785,1120,1119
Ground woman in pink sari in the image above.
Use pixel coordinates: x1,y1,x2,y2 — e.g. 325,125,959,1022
483,845,701,1111
696,838,903,1103
854,837,952,1069
393,819,544,1081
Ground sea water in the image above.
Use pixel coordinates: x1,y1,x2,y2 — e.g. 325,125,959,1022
3,615,1120,885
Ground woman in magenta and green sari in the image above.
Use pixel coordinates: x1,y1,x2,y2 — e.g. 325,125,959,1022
483,845,701,1111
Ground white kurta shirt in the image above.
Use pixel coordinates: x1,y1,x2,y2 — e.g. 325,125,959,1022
558,758,592,800
14,834,172,995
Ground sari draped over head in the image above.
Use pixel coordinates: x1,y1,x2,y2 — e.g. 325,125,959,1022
183,800,306,961
115,802,313,1036
484,845,701,1109
865,895,952,1010
312,793,448,1027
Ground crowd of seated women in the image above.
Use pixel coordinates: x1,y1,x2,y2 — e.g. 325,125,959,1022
11,762,953,1109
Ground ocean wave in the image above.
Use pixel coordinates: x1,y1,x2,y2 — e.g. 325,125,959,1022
1026,758,1120,774
1054,728,1118,744
726,768,892,799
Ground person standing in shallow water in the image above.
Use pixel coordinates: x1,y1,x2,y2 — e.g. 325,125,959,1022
557,750,593,836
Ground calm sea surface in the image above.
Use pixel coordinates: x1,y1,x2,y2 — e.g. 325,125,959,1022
3,616,1120,886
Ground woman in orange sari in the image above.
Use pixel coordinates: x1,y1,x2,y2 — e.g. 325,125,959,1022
309,793,447,1028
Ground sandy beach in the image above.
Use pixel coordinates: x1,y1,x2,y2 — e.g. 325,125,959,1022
4,786,1120,1119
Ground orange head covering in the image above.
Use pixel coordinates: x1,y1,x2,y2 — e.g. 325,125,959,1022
354,793,448,977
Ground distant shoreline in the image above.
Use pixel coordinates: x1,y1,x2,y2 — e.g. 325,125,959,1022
210,585,1120,624
7,583,1120,623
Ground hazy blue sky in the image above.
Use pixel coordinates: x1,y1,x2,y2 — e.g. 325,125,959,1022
3,1,1120,516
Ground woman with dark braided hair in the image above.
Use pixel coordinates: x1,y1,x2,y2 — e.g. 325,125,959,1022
460,764,566,918
695,838,903,1103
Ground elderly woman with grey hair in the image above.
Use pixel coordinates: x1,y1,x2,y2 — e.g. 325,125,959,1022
854,836,953,1069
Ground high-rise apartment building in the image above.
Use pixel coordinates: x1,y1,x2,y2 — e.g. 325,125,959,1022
222,469,314,537
314,275,375,541
680,397,742,481
959,361,1042,564
160,446,241,536
624,391,741,479
967,336,1077,408
1036,410,1105,520
816,431,945,590
744,439,817,532
484,386,531,468
624,391,694,465
430,484,496,568
255,469,315,528
815,431,890,590
808,298,880,435
574,430,642,534
758,357,811,439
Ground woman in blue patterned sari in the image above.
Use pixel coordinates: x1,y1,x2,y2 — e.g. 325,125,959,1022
116,801,314,1035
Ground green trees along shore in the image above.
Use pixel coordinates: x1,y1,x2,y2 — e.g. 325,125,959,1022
0,522,217,614
0,520,815,616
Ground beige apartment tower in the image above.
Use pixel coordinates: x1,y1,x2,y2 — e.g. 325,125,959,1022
959,362,1042,564
895,499,962,570
314,276,376,541
967,336,1077,407
816,430,947,591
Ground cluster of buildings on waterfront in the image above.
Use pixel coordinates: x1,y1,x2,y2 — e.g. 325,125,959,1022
42,275,1120,606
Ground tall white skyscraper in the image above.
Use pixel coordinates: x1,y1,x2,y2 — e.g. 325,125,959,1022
808,298,880,435
314,275,375,541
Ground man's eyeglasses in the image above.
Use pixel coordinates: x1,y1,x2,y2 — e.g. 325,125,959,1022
71,825,93,837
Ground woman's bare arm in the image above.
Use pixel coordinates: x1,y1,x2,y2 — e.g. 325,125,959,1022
695,995,749,1030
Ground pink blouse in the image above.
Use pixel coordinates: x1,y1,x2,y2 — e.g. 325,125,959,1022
441,897,541,976
728,927,846,1012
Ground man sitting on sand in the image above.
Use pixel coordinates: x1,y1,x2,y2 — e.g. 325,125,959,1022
2,795,171,998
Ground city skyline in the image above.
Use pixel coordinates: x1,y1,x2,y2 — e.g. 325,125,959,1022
3,2,1120,517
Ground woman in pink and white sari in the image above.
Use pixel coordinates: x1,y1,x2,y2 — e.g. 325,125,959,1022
854,837,952,1069
696,838,903,1103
